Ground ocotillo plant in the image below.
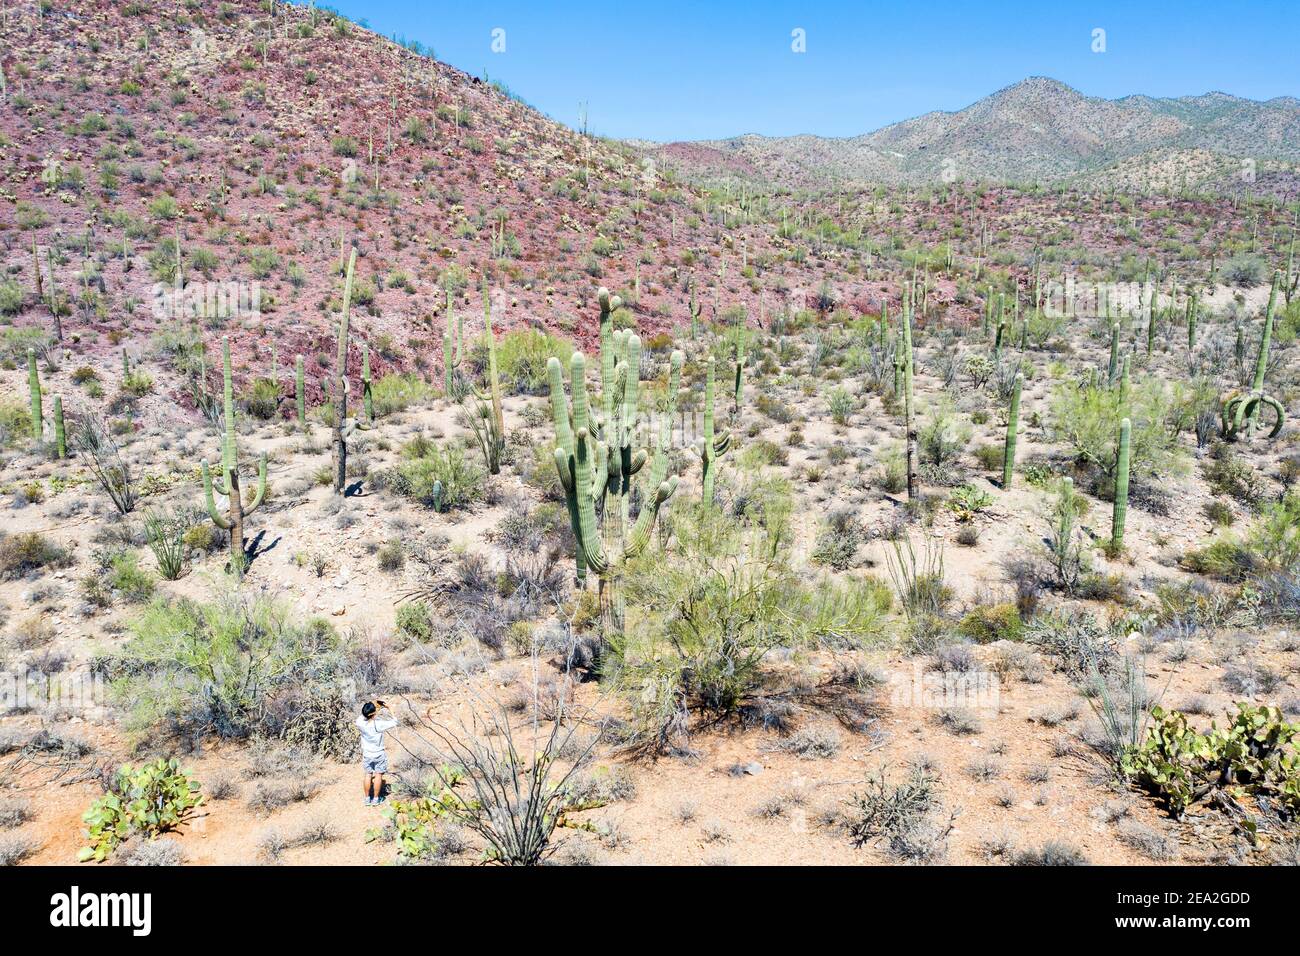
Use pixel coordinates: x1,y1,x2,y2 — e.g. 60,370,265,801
294,355,305,425
546,289,682,638
699,355,731,507
26,348,41,442
1223,272,1284,440
1002,373,1022,488
1111,417,1131,552
331,248,370,495
201,337,267,580
52,396,65,459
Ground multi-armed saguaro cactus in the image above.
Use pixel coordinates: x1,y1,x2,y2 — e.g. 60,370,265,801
547,289,681,639
1223,272,1284,440
27,348,42,443
1002,372,1023,488
331,248,371,494
201,337,267,580
1111,416,1131,552
698,355,731,507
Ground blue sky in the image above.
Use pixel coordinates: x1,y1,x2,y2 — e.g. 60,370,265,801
328,1,1300,141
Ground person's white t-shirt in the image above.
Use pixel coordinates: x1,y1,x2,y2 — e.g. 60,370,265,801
355,715,397,759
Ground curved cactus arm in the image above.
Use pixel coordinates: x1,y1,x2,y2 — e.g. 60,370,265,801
1241,393,1285,439
1221,393,1245,437
713,431,732,456
625,477,678,561
546,356,574,456
244,453,268,514
573,428,608,575
201,459,235,531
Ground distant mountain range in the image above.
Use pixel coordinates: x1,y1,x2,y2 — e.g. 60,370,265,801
638,77,1300,192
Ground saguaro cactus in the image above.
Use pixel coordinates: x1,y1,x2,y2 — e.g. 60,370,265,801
1111,416,1131,552
1002,372,1023,488
295,355,305,425
361,342,375,423
1107,323,1120,385
52,396,66,459
547,289,681,639
1187,294,1198,351
331,248,371,494
26,348,41,442
732,337,746,417
1222,272,1284,440
902,289,917,500
699,355,731,507
201,337,267,580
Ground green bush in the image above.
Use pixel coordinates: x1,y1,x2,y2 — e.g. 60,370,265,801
0,280,24,315
1049,377,1185,492
391,444,485,512
109,551,156,603
395,601,434,644
492,329,573,395
79,758,202,862
0,532,73,579
370,373,431,416
107,590,346,742
957,602,1023,643
241,377,281,419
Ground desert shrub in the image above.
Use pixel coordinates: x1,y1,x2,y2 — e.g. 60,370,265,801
0,280,23,315
947,484,992,521
1202,446,1263,504
957,603,1023,643
78,758,202,862
395,601,434,644
390,443,485,512
241,377,281,419
109,551,156,603
0,532,73,579
1183,494,1300,581
918,400,970,468
370,373,431,416
1013,841,1088,866
376,538,405,572
1049,377,1184,492
492,329,573,395
1222,254,1265,287
106,590,348,743
617,498,888,754
811,509,863,570
876,448,907,493
844,766,955,862
825,386,854,425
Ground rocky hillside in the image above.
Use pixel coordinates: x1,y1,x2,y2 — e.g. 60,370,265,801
652,78,1300,191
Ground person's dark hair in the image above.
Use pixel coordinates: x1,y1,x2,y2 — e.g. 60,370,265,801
361,701,377,719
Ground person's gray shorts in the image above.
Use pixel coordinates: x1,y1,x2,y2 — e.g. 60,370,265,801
362,753,388,774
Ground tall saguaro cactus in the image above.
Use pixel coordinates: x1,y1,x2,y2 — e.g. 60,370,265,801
1002,372,1023,488
1107,323,1120,385
699,355,731,507
26,348,41,442
331,248,370,494
295,355,306,425
547,289,681,640
52,396,66,459
201,337,267,580
361,342,375,423
902,288,917,500
1111,416,1131,552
